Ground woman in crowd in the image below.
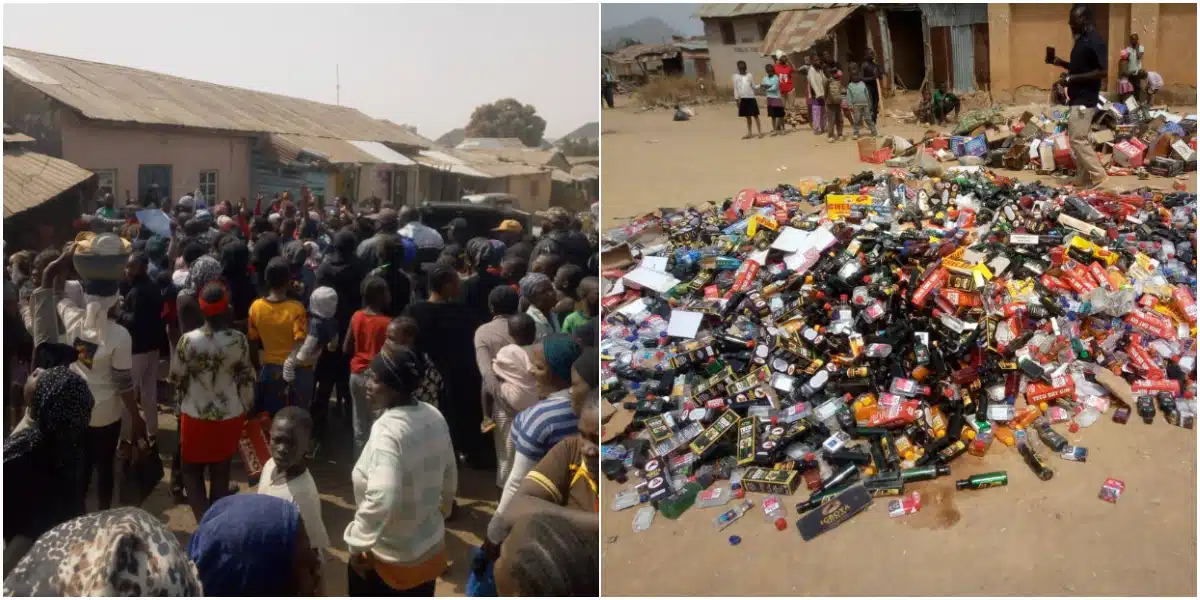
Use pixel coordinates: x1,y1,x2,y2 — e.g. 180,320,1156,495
315,230,363,420
406,264,487,469
486,334,583,546
170,281,256,522
248,257,309,415
370,236,414,317
520,272,561,341
3,507,203,596
219,239,256,332
474,286,521,486
3,366,93,576
284,285,339,455
44,240,146,512
461,238,508,325
344,345,457,597
189,494,322,596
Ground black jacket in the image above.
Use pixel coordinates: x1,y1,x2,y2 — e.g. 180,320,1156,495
118,273,164,355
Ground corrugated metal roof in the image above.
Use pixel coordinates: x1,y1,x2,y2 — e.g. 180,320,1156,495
4,148,94,217
610,43,683,64
348,141,415,166
455,150,547,177
570,164,599,180
455,138,529,150
922,4,988,28
4,131,35,144
550,169,577,183
695,4,808,19
466,147,564,168
3,47,432,148
413,150,495,179
760,5,859,56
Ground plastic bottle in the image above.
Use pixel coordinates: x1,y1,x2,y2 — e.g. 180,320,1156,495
712,500,754,531
762,494,787,531
694,486,736,509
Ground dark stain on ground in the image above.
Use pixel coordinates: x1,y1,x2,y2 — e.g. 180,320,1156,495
899,480,962,530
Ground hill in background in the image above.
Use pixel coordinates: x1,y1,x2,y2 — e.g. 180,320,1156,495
602,17,681,52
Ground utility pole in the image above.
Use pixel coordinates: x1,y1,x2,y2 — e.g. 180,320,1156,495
336,63,341,106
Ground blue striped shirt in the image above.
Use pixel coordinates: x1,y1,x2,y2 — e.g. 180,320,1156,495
511,391,578,461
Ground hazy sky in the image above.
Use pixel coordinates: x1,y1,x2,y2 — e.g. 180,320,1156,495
4,4,599,140
601,3,703,36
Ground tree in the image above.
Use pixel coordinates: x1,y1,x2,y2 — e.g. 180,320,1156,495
558,138,600,157
464,99,547,148
616,37,641,49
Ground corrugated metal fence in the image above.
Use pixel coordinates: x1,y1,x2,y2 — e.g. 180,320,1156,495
950,25,976,93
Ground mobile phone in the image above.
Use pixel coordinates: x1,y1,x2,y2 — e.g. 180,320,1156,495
1045,47,1055,64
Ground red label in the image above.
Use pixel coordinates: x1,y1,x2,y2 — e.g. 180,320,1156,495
913,268,949,307
1132,379,1181,394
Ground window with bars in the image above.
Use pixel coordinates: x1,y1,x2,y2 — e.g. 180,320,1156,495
93,169,116,198
199,170,218,204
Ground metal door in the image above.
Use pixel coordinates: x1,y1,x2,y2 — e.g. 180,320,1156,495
950,25,976,93
137,165,172,206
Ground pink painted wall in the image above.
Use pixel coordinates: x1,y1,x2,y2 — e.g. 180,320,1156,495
60,116,251,207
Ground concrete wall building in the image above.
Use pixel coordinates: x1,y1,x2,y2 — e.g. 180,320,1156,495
698,3,792,85
3,46,431,212
988,3,1196,103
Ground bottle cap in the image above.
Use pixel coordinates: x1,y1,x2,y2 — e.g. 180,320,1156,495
774,517,787,531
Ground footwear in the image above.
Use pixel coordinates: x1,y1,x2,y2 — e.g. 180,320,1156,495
1088,176,1110,190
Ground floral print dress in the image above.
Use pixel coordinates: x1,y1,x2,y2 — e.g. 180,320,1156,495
170,325,256,421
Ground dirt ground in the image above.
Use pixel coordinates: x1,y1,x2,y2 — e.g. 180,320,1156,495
599,98,1198,597
128,405,497,597
600,98,1197,227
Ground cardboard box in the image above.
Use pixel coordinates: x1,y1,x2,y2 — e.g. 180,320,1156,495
796,483,873,541
985,127,1011,147
1146,134,1176,162
1091,130,1114,146
642,457,672,502
1113,140,1146,167
741,467,802,496
688,409,739,457
964,134,988,157
1004,143,1030,170
735,416,758,466
1172,139,1196,162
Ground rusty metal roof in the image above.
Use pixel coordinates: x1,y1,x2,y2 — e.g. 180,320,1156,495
411,149,494,179
695,4,808,19
455,150,547,177
4,148,95,217
3,47,431,148
609,43,683,64
760,5,859,56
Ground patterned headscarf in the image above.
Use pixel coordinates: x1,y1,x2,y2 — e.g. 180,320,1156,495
186,255,222,295
2,367,93,470
2,507,203,596
519,272,553,301
188,495,300,597
474,239,507,270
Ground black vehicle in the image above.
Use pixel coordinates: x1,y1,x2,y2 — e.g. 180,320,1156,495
418,201,534,242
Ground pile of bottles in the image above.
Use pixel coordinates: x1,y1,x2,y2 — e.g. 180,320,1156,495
599,168,1197,537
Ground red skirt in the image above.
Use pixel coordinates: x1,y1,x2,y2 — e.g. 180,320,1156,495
180,413,246,465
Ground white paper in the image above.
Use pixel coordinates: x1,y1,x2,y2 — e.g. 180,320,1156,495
616,298,649,317
666,310,704,339
622,266,680,295
770,227,809,253
605,279,625,297
640,256,669,271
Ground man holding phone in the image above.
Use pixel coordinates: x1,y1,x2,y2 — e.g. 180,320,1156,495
1046,4,1108,189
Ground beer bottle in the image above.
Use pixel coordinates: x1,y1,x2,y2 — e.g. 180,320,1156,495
1018,443,1054,481
901,464,951,483
955,471,1009,490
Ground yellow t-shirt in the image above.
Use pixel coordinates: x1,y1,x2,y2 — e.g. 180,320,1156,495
248,298,307,365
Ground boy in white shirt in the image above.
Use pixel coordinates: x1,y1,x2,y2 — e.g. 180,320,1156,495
257,407,331,587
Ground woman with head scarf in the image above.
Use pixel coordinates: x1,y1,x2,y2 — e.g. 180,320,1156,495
519,272,560,341
176,254,222,335
370,235,414,317
189,494,321,596
3,367,93,575
219,239,255,332
313,230,363,421
170,281,256,522
461,238,508,325
343,345,456,597
485,334,583,548
493,513,598,597
4,507,203,595
41,240,144,513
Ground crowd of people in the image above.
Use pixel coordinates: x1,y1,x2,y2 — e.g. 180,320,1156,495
731,49,886,142
2,189,601,596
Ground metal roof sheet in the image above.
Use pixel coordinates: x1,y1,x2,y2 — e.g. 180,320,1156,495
695,4,809,19
760,5,859,56
4,148,94,217
3,47,432,148
413,150,495,179
348,141,415,166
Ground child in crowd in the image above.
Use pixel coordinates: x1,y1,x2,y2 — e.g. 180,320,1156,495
283,285,338,456
846,67,878,138
492,314,540,417
256,406,329,590
824,67,845,141
561,277,599,334
385,316,444,408
343,276,392,458
248,257,309,416
762,63,785,135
